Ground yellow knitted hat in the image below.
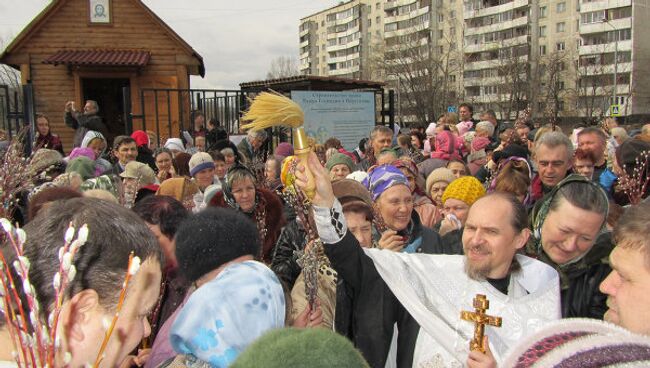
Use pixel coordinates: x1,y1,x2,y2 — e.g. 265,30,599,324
441,176,486,206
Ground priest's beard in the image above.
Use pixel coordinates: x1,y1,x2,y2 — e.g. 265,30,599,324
464,257,491,280
463,246,521,281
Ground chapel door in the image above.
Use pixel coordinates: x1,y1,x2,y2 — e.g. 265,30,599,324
82,77,130,145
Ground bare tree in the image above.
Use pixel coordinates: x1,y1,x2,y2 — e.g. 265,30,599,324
266,56,300,79
0,36,23,132
537,51,569,123
488,41,528,120
370,18,464,124
569,42,632,120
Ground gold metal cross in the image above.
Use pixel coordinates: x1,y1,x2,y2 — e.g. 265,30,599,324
460,294,502,353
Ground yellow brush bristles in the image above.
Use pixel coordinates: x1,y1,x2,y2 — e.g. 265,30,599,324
241,91,304,131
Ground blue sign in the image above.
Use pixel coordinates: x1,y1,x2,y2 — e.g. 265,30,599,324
447,106,457,113
291,91,375,151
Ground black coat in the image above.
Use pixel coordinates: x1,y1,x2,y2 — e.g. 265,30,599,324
271,220,307,289
528,231,613,319
64,111,109,148
325,223,462,367
136,146,157,172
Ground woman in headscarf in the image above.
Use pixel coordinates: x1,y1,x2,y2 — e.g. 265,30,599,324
363,164,450,254
209,165,286,263
34,113,64,154
392,158,439,228
79,130,112,175
156,177,199,211
132,130,157,171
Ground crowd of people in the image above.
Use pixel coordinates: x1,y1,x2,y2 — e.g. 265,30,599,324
0,99,649,367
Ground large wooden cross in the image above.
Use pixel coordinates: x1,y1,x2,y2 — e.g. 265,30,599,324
460,294,502,353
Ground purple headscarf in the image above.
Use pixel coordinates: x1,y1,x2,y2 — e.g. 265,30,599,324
362,164,409,200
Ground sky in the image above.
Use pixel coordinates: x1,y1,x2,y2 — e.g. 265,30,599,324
0,0,341,89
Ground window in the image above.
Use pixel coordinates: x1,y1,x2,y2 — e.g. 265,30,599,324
558,61,566,70
558,100,565,111
376,2,381,9
540,6,547,18
484,85,498,95
376,16,381,24
539,25,547,37
438,14,444,22
450,10,456,19
450,26,456,36
540,45,547,55
438,29,444,39
449,74,456,83
556,22,565,32
557,81,565,90
581,10,605,24
556,2,566,13
556,41,565,51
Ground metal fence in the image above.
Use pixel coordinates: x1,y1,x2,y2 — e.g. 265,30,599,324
126,87,247,146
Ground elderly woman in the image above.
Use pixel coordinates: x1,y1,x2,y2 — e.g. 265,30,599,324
326,153,355,181
363,164,447,253
393,158,439,228
437,176,486,241
34,113,64,154
209,164,286,263
426,167,455,208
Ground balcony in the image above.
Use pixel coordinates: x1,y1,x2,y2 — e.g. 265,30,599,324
384,5,429,24
575,84,630,97
579,39,632,55
580,0,631,13
384,25,429,38
326,38,361,52
465,15,528,36
464,54,528,71
463,76,502,87
577,62,632,76
329,64,360,76
328,52,360,64
464,34,528,53
579,17,631,34
463,0,528,20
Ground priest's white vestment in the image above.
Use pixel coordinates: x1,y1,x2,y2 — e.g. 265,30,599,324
364,251,561,368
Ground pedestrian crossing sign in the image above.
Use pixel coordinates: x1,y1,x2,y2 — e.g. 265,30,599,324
610,104,621,117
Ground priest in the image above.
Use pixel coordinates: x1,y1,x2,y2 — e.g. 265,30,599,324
295,152,561,367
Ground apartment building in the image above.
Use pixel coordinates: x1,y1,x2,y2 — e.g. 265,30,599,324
462,0,533,118
577,0,650,118
300,0,650,120
382,0,465,122
299,0,385,79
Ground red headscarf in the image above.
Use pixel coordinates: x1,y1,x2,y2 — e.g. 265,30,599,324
131,130,149,147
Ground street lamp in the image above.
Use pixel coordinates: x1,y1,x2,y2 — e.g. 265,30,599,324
603,15,618,115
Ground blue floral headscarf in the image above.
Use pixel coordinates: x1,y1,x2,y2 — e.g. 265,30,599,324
170,261,285,367
362,164,409,201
